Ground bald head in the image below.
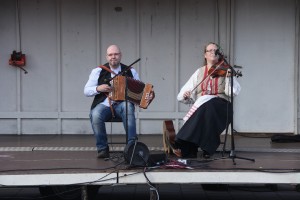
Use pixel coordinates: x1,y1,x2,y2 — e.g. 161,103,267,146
107,45,121,54
106,45,122,68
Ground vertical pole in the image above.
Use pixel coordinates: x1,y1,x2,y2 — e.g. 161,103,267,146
125,74,128,144
229,68,236,165
81,185,88,200
149,187,158,200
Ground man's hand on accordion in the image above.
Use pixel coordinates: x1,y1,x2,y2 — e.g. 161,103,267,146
141,89,155,108
96,84,112,93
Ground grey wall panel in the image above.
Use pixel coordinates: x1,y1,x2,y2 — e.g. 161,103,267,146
20,0,58,112
61,0,98,112
0,120,17,134
0,0,18,112
139,0,176,113
139,120,165,135
233,0,295,132
178,0,217,112
22,119,58,134
61,119,92,134
0,0,299,135
99,0,137,65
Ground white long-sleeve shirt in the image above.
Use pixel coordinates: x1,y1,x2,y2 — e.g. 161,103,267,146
177,66,241,121
84,65,140,107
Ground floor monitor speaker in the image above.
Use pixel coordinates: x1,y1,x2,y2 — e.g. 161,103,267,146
124,141,150,166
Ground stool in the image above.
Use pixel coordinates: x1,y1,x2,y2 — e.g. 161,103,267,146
106,117,128,145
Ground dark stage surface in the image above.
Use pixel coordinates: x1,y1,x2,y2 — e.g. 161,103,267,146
0,134,300,199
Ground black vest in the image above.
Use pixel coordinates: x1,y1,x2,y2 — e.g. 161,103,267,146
90,63,134,110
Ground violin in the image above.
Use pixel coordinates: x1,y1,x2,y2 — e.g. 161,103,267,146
208,59,242,78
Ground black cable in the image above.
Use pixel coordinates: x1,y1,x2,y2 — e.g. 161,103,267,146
143,167,160,200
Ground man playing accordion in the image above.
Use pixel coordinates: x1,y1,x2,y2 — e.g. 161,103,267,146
84,45,154,159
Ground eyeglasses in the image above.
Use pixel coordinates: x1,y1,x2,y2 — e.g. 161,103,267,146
205,49,218,53
107,53,121,57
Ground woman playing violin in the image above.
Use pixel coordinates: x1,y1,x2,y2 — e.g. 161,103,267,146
167,42,241,158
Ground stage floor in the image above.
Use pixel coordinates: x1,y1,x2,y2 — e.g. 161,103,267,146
0,134,300,185
1,133,300,199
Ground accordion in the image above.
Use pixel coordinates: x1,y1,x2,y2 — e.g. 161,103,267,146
109,76,154,109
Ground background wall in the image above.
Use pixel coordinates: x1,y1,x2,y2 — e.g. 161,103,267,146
0,0,299,135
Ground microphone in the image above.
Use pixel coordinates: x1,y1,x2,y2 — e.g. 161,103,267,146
233,65,243,69
215,49,221,56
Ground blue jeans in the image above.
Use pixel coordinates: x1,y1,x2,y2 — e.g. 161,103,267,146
89,101,137,151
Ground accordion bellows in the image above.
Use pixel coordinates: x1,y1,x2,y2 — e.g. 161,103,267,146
109,76,154,109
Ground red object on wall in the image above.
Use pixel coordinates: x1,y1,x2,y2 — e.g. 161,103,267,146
9,51,26,66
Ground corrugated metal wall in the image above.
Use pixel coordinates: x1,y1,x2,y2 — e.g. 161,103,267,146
0,0,299,135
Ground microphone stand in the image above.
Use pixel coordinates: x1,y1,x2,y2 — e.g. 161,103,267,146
124,71,129,144
109,58,141,144
217,53,255,165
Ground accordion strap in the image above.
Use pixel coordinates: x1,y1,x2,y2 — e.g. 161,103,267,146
106,93,116,118
98,65,116,75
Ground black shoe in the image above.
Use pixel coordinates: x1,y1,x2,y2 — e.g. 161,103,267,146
182,152,197,159
97,148,109,158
